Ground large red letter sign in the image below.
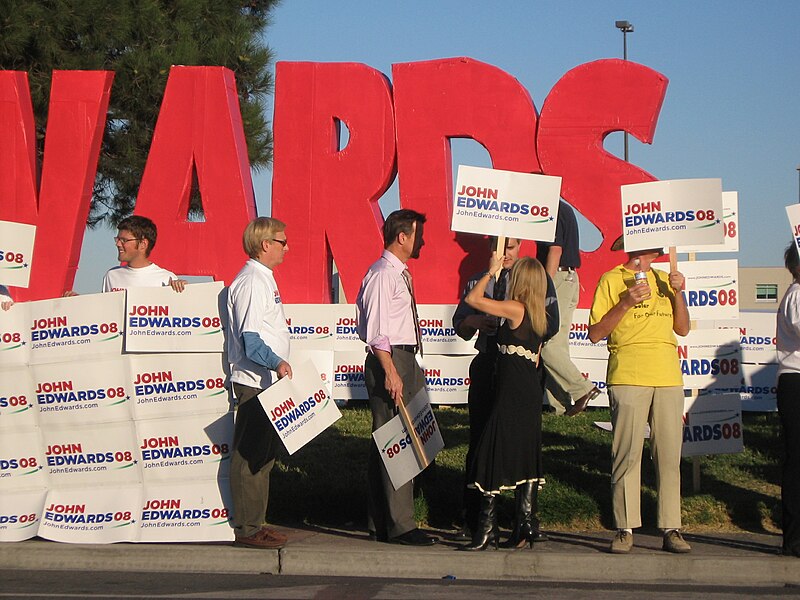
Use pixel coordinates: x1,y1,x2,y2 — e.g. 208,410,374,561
0,71,113,300
392,58,540,303
272,62,394,303
537,59,668,306
135,67,257,284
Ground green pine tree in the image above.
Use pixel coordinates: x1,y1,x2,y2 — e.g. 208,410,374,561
0,0,277,226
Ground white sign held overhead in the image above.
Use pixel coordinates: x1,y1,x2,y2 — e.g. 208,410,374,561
620,178,723,252
258,360,342,455
452,165,560,241
0,220,36,288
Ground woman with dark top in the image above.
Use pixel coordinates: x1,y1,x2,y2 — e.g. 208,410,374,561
459,254,549,551
776,243,800,558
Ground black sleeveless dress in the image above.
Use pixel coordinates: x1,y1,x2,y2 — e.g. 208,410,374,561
467,310,544,495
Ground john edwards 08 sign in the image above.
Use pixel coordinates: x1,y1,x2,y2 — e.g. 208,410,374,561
452,165,560,241
0,220,36,288
136,412,233,483
0,301,30,368
41,421,140,487
124,282,224,353
417,305,478,355
0,368,37,431
127,353,230,420
138,480,233,543
259,360,342,455
32,357,131,426
38,484,141,544
0,429,47,491
0,488,46,542
28,292,124,365
283,304,334,351
620,178,723,252
681,393,743,457
678,259,739,321
373,389,444,491
678,328,742,391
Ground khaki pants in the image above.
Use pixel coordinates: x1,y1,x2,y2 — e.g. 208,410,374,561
609,385,684,530
541,270,593,411
230,383,279,538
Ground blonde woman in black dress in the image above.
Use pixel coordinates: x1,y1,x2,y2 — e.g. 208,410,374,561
460,254,549,551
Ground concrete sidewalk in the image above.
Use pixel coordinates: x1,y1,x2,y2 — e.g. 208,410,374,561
2,527,797,587
0,528,800,586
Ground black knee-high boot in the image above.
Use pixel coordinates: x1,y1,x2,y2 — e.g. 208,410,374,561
501,481,548,549
459,494,498,551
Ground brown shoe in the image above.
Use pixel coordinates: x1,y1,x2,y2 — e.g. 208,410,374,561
234,527,287,549
566,386,601,417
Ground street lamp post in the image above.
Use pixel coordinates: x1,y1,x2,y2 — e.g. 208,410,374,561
615,20,634,162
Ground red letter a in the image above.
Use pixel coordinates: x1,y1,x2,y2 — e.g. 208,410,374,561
135,67,257,284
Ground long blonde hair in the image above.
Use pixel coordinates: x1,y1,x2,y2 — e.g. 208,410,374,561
508,257,547,336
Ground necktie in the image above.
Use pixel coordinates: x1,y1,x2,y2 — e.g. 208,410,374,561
402,269,423,356
493,269,508,301
492,269,509,329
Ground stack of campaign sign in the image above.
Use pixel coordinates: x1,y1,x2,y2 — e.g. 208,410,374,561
285,304,478,405
0,282,234,544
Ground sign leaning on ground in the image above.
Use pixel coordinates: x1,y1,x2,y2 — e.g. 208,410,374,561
451,165,561,242
620,178,724,252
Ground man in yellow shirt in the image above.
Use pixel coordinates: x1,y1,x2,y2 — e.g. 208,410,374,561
588,236,691,555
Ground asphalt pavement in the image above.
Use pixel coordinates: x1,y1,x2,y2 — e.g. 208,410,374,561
1,527,798,588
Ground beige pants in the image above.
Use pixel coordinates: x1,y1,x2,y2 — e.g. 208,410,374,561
541,270,594,412
609,385,684,530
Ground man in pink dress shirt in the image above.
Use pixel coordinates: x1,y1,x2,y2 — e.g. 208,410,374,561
355,209,437,546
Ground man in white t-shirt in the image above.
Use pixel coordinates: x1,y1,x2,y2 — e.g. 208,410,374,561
64,215,185,295
102,215,185,292
225,217,292,550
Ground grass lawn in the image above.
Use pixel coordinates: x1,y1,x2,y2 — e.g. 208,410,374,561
269,405,782,535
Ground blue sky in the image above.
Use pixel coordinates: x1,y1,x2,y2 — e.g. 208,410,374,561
73,1,800,292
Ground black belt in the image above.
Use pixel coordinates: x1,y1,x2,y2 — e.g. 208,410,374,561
557,266,576,272
392,344,418,353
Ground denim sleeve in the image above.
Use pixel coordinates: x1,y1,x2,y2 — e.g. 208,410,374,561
242,331,284,371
